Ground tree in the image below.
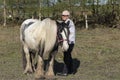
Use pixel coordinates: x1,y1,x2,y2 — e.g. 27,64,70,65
3,0,6,27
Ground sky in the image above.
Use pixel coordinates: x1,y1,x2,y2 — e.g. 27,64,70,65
50,0,108,5
100,0,108,4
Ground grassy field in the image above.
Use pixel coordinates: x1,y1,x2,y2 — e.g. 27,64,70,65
0,26,120,80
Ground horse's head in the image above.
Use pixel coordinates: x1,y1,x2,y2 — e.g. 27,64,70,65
56,21,70,51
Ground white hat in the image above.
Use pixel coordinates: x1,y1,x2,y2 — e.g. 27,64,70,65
62,10,70,16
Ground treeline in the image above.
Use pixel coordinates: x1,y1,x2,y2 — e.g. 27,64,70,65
0,0,120,28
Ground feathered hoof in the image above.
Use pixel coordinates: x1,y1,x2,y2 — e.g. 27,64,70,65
23,68,33,74
45,72,54,77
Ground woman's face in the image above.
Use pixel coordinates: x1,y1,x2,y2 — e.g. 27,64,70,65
62,15,69,21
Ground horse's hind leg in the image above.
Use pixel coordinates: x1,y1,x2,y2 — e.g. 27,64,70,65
35,55,44,79
23,44,33,74
30,51,37,72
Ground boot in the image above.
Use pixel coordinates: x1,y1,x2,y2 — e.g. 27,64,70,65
56,64,68,76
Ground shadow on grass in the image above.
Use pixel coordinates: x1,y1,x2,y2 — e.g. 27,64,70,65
54,58,80,75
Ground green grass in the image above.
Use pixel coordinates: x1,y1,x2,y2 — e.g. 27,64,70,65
0,26,120,80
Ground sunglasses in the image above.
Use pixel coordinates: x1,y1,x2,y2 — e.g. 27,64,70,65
62,15,69,17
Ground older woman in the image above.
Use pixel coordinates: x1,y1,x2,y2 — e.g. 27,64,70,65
61,10,76,76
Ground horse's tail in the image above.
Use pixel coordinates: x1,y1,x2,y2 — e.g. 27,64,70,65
20,23,26,43
21,45,26,70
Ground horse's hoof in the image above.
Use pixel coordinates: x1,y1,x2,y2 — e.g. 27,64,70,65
23,70,27,74
45,72,54,77
23,69,33,74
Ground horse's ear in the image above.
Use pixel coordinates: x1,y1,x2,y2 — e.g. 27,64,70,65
66,21,70,26
56,20,63,32
56,21,61,30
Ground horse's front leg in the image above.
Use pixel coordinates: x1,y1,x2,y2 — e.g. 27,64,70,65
46,51,57,77
23,44,33,74
46,56,55,77
35,55,44,79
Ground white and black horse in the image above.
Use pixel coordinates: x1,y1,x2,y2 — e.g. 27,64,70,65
20,18,69,79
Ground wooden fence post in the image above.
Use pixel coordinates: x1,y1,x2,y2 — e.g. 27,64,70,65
85,14,88,29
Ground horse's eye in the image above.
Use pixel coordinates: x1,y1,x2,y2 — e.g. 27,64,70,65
59,28,62,32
